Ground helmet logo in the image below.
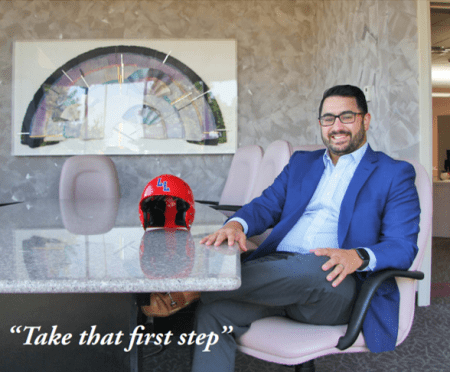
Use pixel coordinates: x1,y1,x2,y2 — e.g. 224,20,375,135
157,177,170,192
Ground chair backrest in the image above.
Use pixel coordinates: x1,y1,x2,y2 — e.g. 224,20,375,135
60,199,119,234
250,140,292,200
396,159,432,344
406,159,432,271
59,155,120,200
219,145,264,206
292,144,326,153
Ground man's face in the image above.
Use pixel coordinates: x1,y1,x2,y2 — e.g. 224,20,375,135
320,96,371,163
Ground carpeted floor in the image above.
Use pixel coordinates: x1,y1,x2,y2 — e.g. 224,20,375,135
142,238,450,372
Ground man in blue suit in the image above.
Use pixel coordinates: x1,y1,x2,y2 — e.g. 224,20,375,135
192,85,420,372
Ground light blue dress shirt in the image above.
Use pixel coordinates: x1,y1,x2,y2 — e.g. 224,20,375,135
231,142,376,271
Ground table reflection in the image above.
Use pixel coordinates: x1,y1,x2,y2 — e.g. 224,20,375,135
140,228,195,279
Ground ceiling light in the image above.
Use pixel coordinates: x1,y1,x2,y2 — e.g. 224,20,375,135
432,92,450,97
432,65,450,86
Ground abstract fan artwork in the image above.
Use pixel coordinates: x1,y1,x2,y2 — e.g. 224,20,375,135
13,41,237,155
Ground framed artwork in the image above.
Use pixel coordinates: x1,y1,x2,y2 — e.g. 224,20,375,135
12,39,237,156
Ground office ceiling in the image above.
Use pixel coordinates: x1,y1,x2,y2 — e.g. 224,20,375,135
431,4,450,89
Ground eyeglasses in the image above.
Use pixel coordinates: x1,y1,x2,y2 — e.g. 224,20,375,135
318,111,365,127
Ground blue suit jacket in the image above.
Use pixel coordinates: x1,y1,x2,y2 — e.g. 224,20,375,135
233,145,420,353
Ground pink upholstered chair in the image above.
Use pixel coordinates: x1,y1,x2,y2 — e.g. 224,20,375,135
237,159,432,371
60,199,119,235
292,144,326,153
249,140,292,200
59,155,120,200
246,140,292,248
219,145,264,207
198,145,264,217
209,141,292,248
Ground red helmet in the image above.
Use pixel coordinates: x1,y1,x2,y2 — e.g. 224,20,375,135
139,174,195,230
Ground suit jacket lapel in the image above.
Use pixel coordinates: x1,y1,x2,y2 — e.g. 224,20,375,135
338,145,378,246
298,154,325,214
274,153,325,240
254,152,325,255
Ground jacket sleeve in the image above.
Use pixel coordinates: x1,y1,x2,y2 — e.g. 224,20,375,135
368,161,420,271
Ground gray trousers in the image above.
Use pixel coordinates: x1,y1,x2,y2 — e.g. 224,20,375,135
191,252,356,372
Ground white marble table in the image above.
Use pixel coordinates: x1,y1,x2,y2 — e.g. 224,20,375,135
0,198,241,372
0,198,241,293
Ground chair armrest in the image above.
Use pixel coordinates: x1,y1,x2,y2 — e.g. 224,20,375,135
336,269,424,350
209,204,242,212
195,200,219,205
0,201,22,207
210,205,277,230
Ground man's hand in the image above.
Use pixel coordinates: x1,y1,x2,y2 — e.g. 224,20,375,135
200,221,247,252
310,248,363,287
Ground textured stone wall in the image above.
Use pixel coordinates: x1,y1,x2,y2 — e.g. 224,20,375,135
0,0,420,202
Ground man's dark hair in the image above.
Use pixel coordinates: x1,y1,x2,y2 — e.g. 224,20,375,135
318,85,368,118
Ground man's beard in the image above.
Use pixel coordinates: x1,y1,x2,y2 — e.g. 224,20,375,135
321,123,366,157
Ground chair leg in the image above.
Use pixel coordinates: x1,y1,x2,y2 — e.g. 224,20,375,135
294,359,315,372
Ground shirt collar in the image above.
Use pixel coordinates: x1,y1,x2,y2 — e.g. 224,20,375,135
323,142,369,167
